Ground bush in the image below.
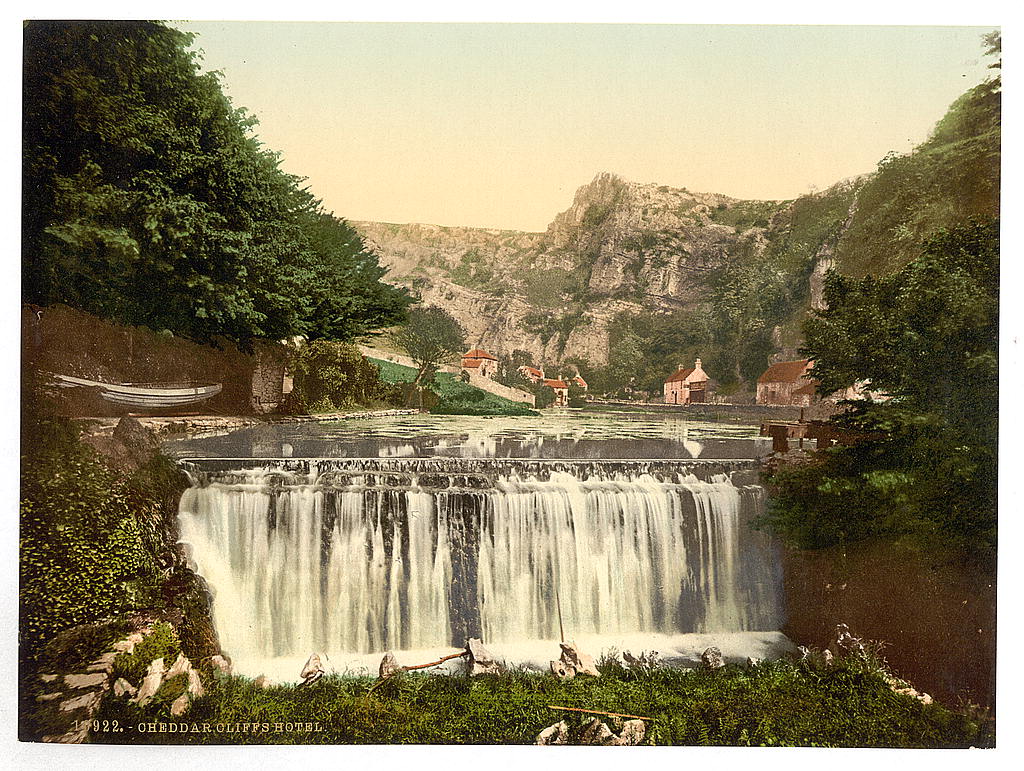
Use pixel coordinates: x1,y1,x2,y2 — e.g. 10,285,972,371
19,415,167,658
285,341,401,413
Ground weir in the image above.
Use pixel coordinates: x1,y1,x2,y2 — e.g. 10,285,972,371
177,458,784,672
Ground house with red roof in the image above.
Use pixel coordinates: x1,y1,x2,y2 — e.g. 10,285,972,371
572,374,588,391
543,377,569,407
756,359,817,406
519,365,545,384
663,358,709,404
461,348,498,379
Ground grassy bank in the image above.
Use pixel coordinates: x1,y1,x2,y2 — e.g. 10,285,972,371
91,657,991,747
369,357,538,416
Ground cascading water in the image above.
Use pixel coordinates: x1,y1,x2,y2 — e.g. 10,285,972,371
178,458,786,678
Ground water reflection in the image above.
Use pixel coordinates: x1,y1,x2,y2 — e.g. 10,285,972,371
163,410,771,460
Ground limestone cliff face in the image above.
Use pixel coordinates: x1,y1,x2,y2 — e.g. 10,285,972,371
354,172,848,367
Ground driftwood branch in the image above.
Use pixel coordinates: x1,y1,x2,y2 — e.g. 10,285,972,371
367,650,469,695
547,705,653,721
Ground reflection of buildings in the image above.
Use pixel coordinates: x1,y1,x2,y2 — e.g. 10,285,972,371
663,359,708,404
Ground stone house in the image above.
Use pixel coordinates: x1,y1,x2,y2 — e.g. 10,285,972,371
663,358,709,404
519,365,545,384
756,359,817,406
461,348,498,379
543,378,569,407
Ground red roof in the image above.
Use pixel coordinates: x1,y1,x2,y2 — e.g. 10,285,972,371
463,348,497,361
544,379,568,389
522,366,543,378
793,380,819,396
757,359,813,384
665,367,696,383
573,375,587,387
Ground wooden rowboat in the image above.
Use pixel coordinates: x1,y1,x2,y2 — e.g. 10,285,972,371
51,374,222,409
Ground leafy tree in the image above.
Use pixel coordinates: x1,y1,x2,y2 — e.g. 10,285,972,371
761,220,998,566
390,306,466,386
286,340,399,413
22,20,410,345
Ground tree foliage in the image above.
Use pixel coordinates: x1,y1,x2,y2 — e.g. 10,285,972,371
390,305,466,385
760,221,998,565
23,20,410,345
285,340,400,413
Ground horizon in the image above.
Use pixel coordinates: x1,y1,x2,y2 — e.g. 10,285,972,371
176,22,995,232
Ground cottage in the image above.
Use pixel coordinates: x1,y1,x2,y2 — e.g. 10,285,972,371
756,359,816,406
461,348,499,379
543,378,569,407
519,365,545,384
663,358,709,404
572,374,588,391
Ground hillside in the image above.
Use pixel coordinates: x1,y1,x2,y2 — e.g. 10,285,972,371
354,78,999,392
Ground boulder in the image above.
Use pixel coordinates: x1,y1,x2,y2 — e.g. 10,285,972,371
559,642,600,677
134,657,166,706
170,693,190,717
466,638,501,676
549,659,574,681
254,675,272,689
535,720,569,745
86,651,118,672
379,652,402,678
60,690,101,713
209,654,233,675
113,678,137,698
39,674,59,684
64,672,107,689
612,719,646,746
580,718,617,746
187,668,205,699
35,692,63,703
165,653,192,679
300,653,323,680
701,646,725,670
112,415,159,451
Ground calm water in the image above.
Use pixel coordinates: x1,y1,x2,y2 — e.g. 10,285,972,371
162,409,772,460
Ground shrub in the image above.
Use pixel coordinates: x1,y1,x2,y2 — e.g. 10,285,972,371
285,340,400,413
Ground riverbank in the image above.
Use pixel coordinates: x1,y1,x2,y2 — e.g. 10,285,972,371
90,656,992,747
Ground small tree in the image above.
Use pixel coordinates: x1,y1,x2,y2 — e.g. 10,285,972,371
391,305,466,388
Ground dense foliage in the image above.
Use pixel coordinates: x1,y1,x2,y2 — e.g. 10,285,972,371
23,21,410,345
760,220,998,564
285,341,401,413
94,657,991,747
390,305,466,385
19,415,177,657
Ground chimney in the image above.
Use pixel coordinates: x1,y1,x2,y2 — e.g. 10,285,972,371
695,358,702,370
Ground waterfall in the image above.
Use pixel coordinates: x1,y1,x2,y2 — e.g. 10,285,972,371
178,459,784,675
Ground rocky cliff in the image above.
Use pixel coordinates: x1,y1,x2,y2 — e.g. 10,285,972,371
354,172,849,368
353,79,998,377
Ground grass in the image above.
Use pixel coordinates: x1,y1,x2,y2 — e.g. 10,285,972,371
91,657,992,747
368,357,538,417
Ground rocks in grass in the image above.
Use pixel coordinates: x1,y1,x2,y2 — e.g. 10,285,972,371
187,668,205,699
64,672,107,689
559,642,600,677
549,659,575,681
549,641,599,680
171,694,190,716
615,720,647,746
254,675,272,689
580,718,617,745
832,624,866,657
466,638,502,676
701,646,725,670
166,653,192,679
300,653,325,685
379,652,402,678
133,658,166,707
209,654,233,675
113,678,137,698
535,720,569,745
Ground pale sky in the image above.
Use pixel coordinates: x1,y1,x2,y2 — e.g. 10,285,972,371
178,24,992,230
